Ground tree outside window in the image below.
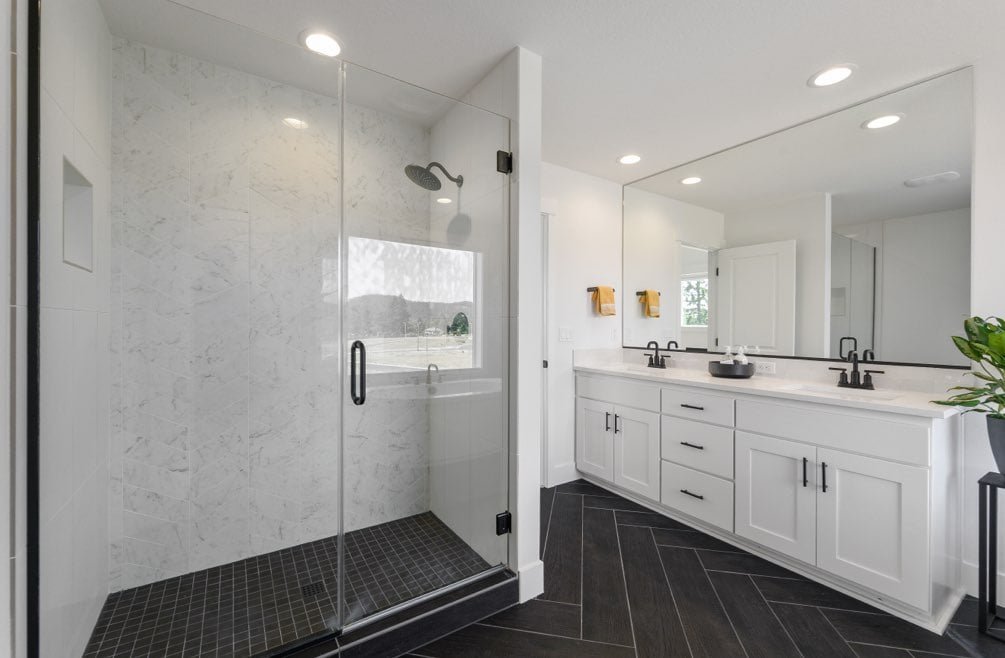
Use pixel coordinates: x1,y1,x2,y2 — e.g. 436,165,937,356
681,277,709,327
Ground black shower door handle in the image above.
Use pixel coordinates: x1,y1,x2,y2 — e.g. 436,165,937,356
351,340,366,405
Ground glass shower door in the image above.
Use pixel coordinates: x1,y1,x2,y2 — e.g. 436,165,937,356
340,63,511,627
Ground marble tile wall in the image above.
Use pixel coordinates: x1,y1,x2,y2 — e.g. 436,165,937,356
110,39,434,590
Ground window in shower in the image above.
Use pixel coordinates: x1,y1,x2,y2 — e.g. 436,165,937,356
344,236,479,371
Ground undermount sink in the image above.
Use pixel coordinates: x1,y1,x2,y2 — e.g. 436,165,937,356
783,383,902,402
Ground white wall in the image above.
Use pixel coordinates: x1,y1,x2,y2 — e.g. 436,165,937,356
541,163,623,487
622,187,724,347
725,194,832,357
964,58,1005,597
38,0,112,655
839,208,971,366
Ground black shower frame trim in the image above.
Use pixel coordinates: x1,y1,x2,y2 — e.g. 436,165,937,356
27,0,41,656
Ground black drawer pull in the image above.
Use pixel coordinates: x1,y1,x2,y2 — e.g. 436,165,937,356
680,489,704,500
614,414,621,434
605,412,611,432
680,403,705,411
680,441,704,450
802,457,808,487
821,461,828,493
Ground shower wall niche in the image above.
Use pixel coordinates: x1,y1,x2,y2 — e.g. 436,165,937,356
109,39,439,589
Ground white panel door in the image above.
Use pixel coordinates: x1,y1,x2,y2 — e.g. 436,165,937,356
576,398,615,482
817,448,930,610
613,406,660,501
735,431,816,563
716,240,796,353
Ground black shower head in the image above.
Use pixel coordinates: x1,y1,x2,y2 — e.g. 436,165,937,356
404,161,463,191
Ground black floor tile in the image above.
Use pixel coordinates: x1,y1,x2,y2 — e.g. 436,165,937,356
823,608,969,656
951,594,1005,627
946,624,1005,658
754,576,886,614
658,546,745,657
615,509,691,529
847,643,913,656
771,602,857,657
697,549,806,580
415,623,636,657
582,507,633,646
556,479,619,497
707,570,801,658
617,524,691,658
582,493,651,512
83,512,489,657
540,486,556,558
542,491,583,604
651,527,745,552
481,598,581,639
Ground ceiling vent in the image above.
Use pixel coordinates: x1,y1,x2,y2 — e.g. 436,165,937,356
903,171,961,188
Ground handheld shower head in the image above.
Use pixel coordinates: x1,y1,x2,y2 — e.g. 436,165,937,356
404,161,463,191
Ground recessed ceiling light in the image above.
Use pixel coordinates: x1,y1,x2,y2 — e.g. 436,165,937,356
863,114,902,129
282,117,308,130
809,65,854,87
436,197,452,204
618,154,642,165
300,30,341,57
680,176,702,185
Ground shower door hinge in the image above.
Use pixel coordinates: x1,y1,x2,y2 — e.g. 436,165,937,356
496,511,512,535
496,150,513,174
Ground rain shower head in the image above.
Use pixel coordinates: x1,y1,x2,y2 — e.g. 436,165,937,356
404,161,463,191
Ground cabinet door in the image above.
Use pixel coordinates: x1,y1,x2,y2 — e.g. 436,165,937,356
735,431,816,563
817,448,930,610
613,406,660,501
576,398,614,482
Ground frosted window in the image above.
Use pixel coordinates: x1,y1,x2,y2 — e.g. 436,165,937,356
347,237,477,370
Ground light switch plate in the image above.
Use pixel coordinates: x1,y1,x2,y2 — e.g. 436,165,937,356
558,327,574,342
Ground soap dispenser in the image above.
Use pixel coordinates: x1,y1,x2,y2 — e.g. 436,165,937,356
720,346,735,364
735,346,749,365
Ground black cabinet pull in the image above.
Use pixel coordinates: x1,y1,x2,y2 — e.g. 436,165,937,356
680,489,704,500
802,457,808,487
605,412,611,432
614,414,621,434
680,441,704,450
821,461,828,493
680,403,705,411
350,340,366,406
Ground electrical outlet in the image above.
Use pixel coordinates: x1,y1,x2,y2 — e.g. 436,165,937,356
558,327,574,342
754,361,776,375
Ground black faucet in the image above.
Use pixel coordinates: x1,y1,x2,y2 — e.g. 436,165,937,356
829,350,885,390
645,341,666,369
839,336,858,361
666,340,679,350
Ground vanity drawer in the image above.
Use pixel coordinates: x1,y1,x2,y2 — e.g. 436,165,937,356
661,416,734,479
577,375,660,412
661,461,734,532
661,386,735,427
735,398,931,466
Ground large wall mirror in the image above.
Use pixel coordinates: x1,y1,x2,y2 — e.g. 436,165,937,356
623,68,972,367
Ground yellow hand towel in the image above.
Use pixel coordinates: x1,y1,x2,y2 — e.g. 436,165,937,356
641,289,660,318
593,286,616,316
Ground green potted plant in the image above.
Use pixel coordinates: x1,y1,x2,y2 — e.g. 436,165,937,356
935,316,1005,471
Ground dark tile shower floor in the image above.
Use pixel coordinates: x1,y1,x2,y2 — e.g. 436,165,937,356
83,512,489,657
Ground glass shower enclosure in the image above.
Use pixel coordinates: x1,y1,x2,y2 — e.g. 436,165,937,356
33,3,512,655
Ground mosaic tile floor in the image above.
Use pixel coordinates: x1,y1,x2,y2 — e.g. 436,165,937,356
83,512,489,657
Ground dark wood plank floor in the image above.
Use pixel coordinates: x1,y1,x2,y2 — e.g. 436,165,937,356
411,480,1004,657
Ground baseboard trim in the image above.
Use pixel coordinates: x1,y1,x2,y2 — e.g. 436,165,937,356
962,559,1005,599
518,559,544,602
546,461,577,488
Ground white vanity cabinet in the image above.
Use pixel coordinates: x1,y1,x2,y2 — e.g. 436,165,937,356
575,375,660,500
572,363,962,632
735,398,953,614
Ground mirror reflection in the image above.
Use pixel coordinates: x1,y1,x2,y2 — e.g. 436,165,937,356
623,68,972,367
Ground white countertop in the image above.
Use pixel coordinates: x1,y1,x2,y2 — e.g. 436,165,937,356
573,359,959,419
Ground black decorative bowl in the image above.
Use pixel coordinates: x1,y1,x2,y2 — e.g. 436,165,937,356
708,361,755,378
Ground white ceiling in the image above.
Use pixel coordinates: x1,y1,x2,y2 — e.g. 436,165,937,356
98,0,1005,184
632,69,973,225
